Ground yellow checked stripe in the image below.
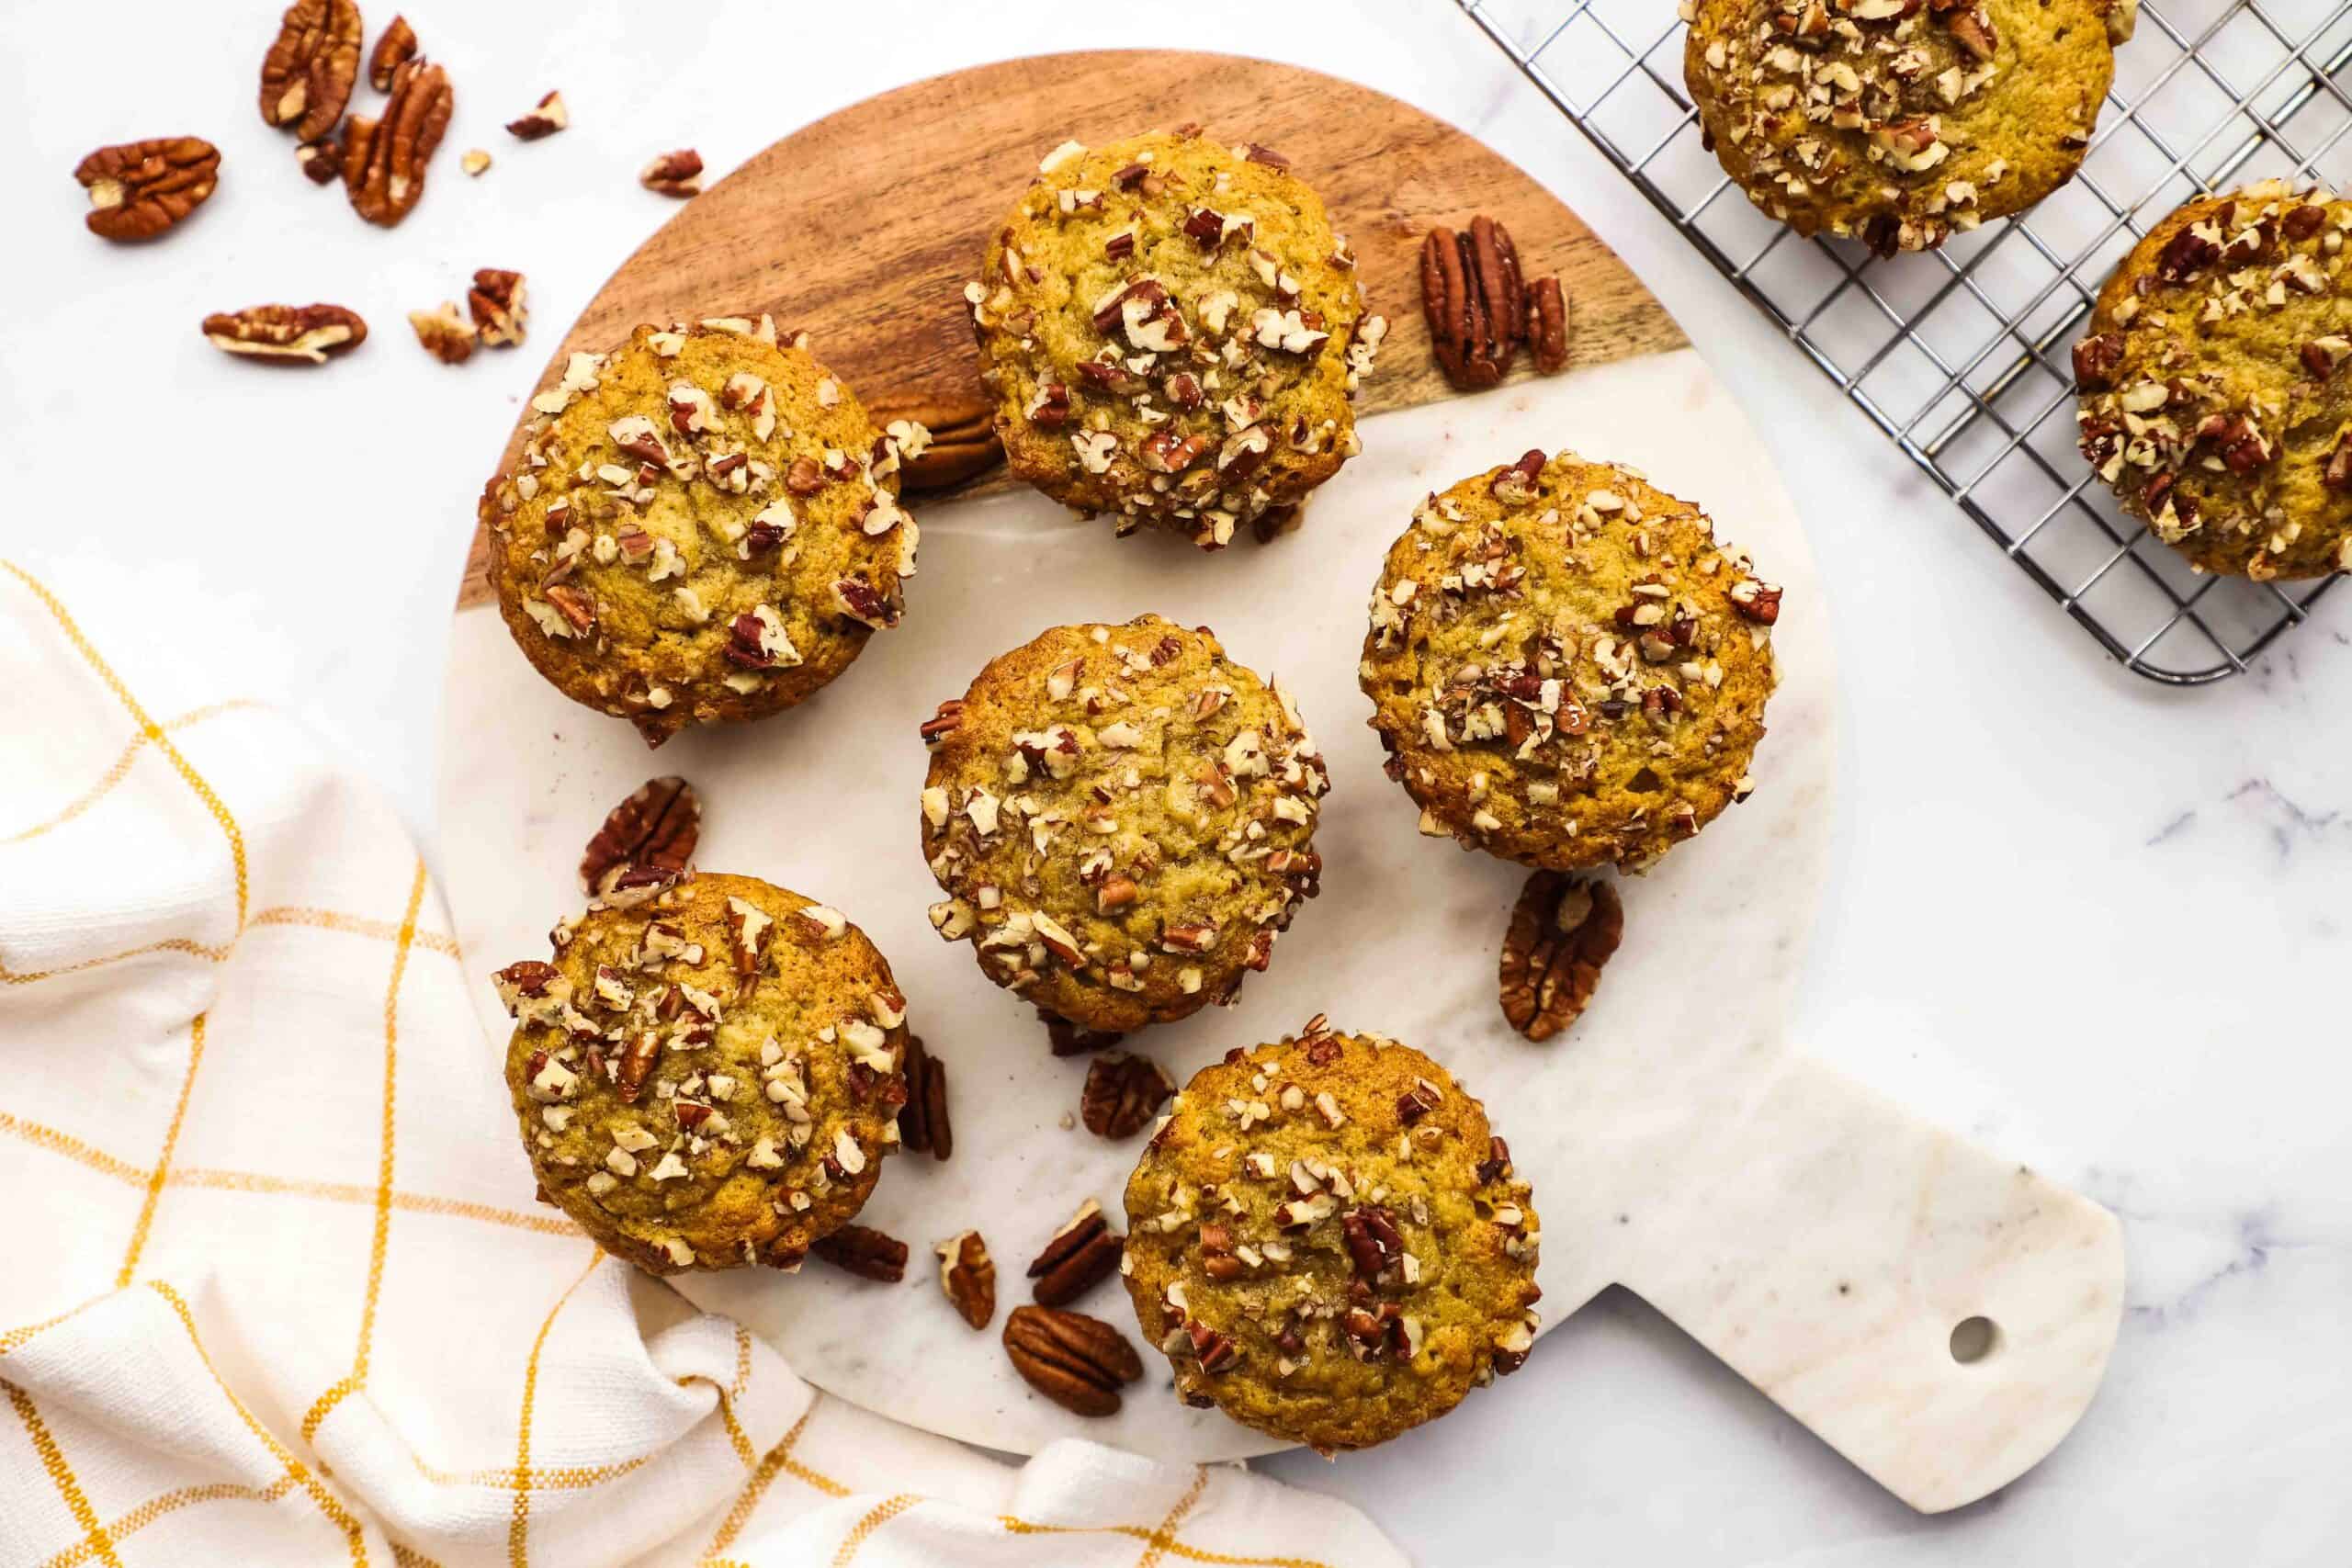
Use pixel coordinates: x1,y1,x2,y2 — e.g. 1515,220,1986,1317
1,937,232,987
5,699,261,846
117,1013,207,1287
254,907,463,960
38,1477,294,1568
6,1381,123,1568
703,1404,846,1557
2,562,250,929
994,1518,1339,1568
509,1250,605,1567
830,1494,919,1566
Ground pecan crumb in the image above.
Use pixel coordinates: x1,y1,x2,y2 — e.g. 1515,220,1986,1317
506,90,568,141
407,301,475,364
936,1231,995,1329
468,268,527,347
639,149,704,197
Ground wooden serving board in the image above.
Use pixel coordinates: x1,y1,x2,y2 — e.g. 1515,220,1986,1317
439,51,2122,1512
455,48,1685,605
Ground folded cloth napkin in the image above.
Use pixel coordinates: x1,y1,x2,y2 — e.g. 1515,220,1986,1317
0,558,1405,1568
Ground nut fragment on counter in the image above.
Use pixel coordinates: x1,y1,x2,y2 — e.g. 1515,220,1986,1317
640,149,704,197
408,301,475,364
1498,872,1623,1043
75,138,220,242
204,303,368,364
812,1223,909,1282
869,395,1003,492
506,89,568,141
368,14,416,92
1002,1304,1142,1417
1080,1052,1173,1141
937,1231,996,1329
468,268,528,347
297,137,342,185
895,1034,952,1161
460,148,492,176
580,775,700,895
1027,1199,1124,1306
259,0,362,143
345,59,452,227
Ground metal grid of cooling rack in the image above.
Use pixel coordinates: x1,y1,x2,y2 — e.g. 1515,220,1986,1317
1461,0,2352,683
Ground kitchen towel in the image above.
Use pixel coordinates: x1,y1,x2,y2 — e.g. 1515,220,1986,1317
0,558,1404,1568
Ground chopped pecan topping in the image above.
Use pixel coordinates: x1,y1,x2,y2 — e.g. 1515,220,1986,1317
581,776,700,896
203,303,368,365
1027,1200,1124,1306
1080,1051,1174,1140
937,1231,995,1328
1727,577,1784,625
2072,333,2124,389
1002,1306,1141,1417
813,1224,908,1282
1499,872,1623,1042
259,0,361,142
74,138,220,242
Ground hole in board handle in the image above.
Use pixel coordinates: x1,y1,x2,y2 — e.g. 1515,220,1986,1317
1949,1315,2001,1365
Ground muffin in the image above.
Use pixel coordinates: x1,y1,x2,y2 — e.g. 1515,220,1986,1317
967,127,1381,549
481,316,919,746
1359,448,1778,872
2075,182,2352,580
1682,0,2122,256
1120,1017,1542,1452
919,615,1328,1034
495,870,908,1274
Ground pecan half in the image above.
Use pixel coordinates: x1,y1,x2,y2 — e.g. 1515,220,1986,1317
1028,1200,1125,1305
895,1033,953,1161
1040,1007,1124,1057
505,90,568,141
581,776,700,895
936,1231,995,1329
1528,276,1569,374
813,1224,908,1282
260,0,362,143
368,14,417,91
1468,216,1522,364
202,303,367,365
344,59,452,227
74,139,219,242
868,394,1003,492
1002,1305,1141,1417
1420,222,1515,390
1499,872,1623,1042
639,149,704,197
1080,1051,1173,1140
468,268,527,347
408,301,475,364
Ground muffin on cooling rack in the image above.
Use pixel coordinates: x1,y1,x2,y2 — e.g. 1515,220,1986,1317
1359,448,1778,872
919,615,1328,1034
481,316,918,746
1682,0,2125,256
2075,181,2352,580
967,127,1382,549
1120,1016,1543,1453
496,871,908,1274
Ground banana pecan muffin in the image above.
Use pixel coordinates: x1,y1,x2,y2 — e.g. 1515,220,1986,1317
495,870,908,1275
1683,0,2123,256
481,316,918,746
2075,182,2352,579
920,615,1327,1034
1120,1017,1542,1453
1360,449,1779,872
967,127,1384,549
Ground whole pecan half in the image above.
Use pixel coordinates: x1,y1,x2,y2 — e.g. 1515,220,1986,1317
260,0,362,143
868,394,1004,492
813,1224,909,1283
409,301,475,364
1002,1305,1141,1417
1039,1006,1124,1057
1420,226,1491,389
468,268,527,348
344,59,452,227
202,303,368,365
1080,1051,1173,1140
895,1033,952,1161
936,1230,996,1329
1468,217,1522,365
1528,276,1570,374
1028,1200,1124,1306
368,14,417,92
581,776,700,895
1498,871,1624,1042
639,149,704,197
75,138,220,242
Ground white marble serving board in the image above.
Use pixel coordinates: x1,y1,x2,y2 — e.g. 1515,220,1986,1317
438,349,2121,1504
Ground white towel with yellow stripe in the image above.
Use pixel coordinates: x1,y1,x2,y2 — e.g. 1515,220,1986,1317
0,559,1405,1568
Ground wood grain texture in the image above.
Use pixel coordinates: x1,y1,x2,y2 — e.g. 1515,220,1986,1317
456,49,1686,607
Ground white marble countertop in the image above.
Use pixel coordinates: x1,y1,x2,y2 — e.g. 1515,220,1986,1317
9,1,2348,1561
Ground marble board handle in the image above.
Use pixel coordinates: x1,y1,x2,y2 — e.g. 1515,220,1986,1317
1619,1056,2125,1512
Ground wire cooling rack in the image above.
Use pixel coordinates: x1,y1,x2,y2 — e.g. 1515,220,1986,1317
1461,0,2352,682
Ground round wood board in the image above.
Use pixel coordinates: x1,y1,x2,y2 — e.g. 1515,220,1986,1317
441,51,2117,1506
